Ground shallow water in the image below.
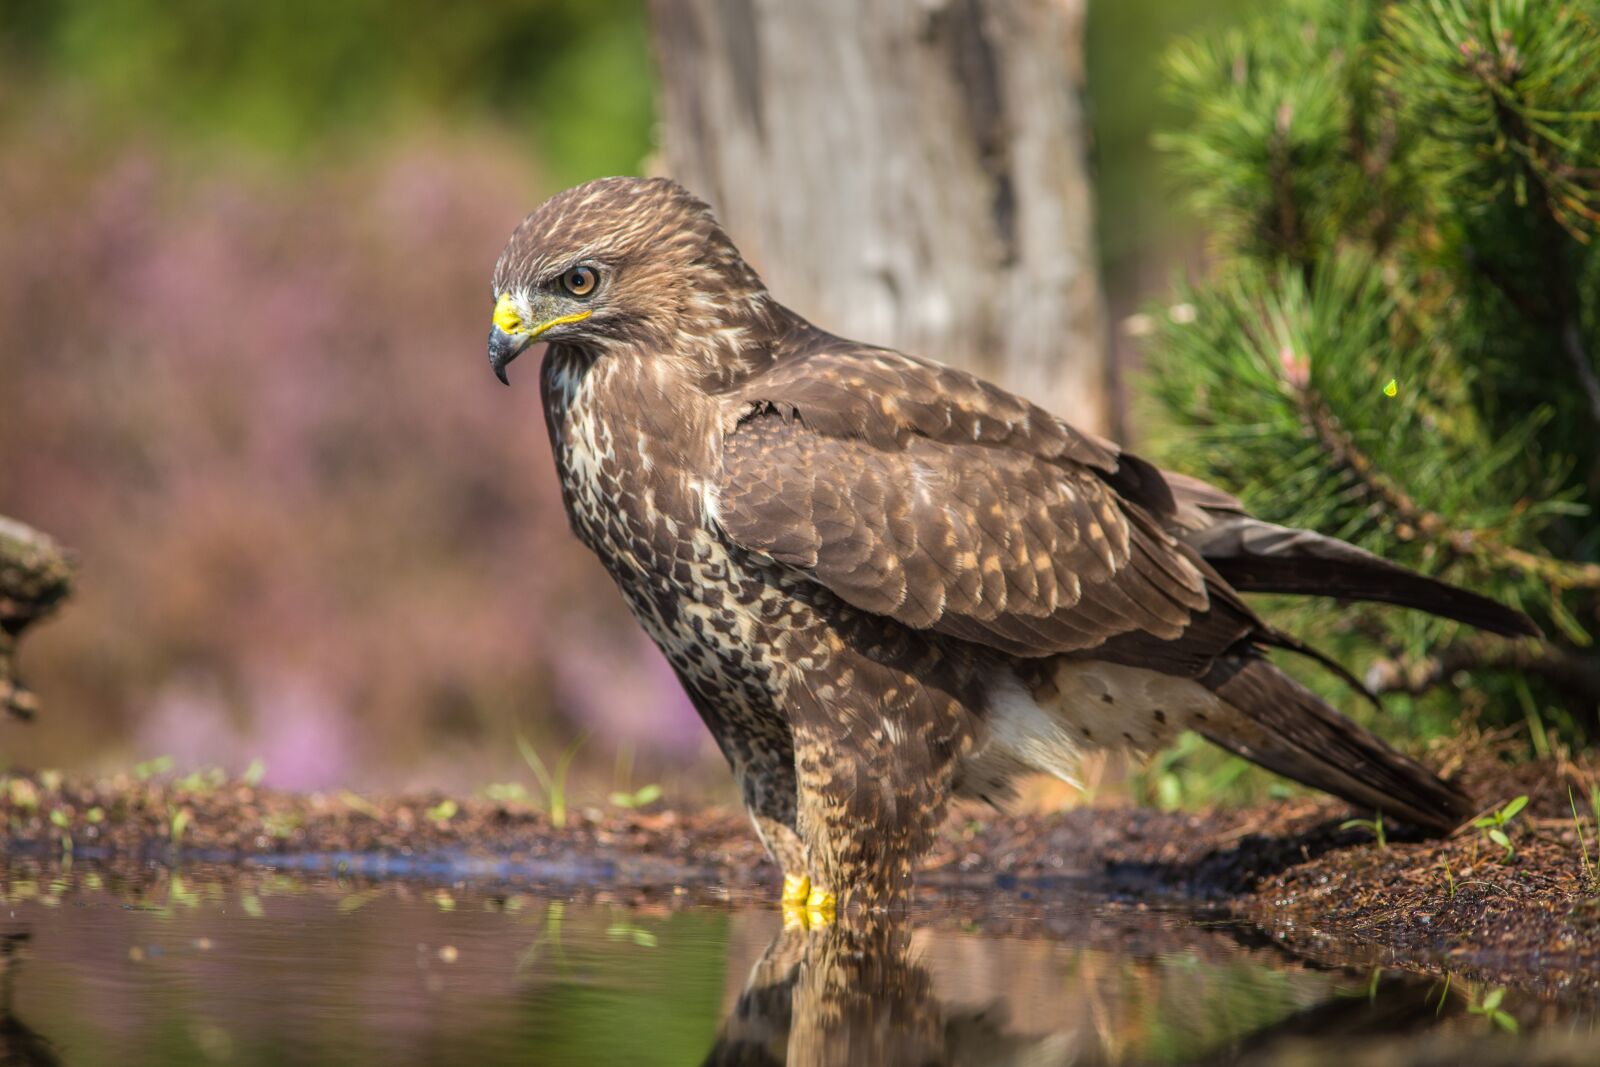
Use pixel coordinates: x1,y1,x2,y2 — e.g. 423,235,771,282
0,860,1593,1066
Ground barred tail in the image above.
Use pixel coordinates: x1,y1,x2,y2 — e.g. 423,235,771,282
1199,654,1476,833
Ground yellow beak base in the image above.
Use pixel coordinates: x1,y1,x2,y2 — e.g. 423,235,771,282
491,294,593,342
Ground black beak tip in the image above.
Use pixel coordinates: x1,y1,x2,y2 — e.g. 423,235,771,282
488,325,525,386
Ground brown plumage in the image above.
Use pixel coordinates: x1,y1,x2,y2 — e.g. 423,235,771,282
0,517,73,722
486,177,1537,909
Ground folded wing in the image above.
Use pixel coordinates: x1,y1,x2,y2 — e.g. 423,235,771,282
715,351,1218,661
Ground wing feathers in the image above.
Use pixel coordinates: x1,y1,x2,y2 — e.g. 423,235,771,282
716,340,1532,675
718,404,1215,659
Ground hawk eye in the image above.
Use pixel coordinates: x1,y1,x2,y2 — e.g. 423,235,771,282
561,265,598,297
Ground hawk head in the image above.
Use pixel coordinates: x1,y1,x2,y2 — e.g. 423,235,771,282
487,176,771,385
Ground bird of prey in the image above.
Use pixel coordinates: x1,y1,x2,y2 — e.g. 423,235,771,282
486,177,1537,915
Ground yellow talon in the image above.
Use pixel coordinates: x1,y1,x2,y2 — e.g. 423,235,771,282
781,873,812,906
778,880,838,929
781,901,837,929
805,888,836,913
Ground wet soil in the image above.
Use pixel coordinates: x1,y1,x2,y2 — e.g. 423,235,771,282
3,755,1596,996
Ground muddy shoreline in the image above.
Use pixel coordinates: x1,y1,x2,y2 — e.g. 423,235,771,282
3,758,1595,996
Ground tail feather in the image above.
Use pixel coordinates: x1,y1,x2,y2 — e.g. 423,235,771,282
1182,517,1540,639
1198,654,1476,833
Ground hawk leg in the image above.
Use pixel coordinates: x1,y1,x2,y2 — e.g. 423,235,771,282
790,694,957,914
672,667,808,898
735,744,806,881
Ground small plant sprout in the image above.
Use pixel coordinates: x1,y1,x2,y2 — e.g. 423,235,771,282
169,806,193,849
1473,795,1529,861
1340,811,1387,849
1468,986,1518,1034
133,755,174,781
425,799,458,824
242,759,267,787
6,778,39,811
606,922,658,948
1574,786,1598,890
338,791,383,820
516,732,588,829
607,742,663,810
609,783,662,810
517,901,569,974
483,781,531,805
174,766,227,794
49,808,72,855
262,810,301,840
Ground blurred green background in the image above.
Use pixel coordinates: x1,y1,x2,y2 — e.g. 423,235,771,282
0,0,1251,799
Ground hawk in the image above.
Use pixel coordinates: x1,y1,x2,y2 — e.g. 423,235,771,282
487,177,1536,914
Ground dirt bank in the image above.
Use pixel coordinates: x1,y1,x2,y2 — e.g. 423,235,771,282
2,755,1595,994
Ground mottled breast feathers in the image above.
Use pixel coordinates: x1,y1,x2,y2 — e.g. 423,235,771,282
713,348,1214,659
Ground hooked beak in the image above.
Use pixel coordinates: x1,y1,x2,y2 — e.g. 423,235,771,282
486,293,593,386
488,325,532,386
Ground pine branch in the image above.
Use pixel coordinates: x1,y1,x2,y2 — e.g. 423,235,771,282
1300,387,1600,590
1494,87,1600,429
1561,316,1600,429
1385,0,1600,432
1366,635,1600,703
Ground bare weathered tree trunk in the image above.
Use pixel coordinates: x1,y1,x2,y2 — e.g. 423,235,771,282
650,0,1109,432
0,516,73,720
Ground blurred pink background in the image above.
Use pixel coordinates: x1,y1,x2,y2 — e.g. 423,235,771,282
0,127,714,793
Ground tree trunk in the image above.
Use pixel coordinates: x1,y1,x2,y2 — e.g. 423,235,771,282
649,0,1110,433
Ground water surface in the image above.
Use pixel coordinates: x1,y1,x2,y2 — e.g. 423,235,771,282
0,860,1592,1065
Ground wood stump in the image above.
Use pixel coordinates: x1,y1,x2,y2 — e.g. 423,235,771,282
650,0,1110,432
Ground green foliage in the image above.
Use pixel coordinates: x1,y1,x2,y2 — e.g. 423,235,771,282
425,798,459,824
1134,729,1258,809
168,805,192,849
517,732,587,828
241,759,266,788
1157,2,1368,265
0,0,655,184
1468,985,1519,1032
1148,0,1600,751
609,783,663,809
1341,811,1388,848
132,754,174,781
1383,0,1600,238
173,766,227,794
1471,793,1528,859
1570,786,1596,888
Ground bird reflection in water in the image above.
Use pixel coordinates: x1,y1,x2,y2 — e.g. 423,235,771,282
701,914,1481,1067
0,933,62,1067
706,917,1067,1067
